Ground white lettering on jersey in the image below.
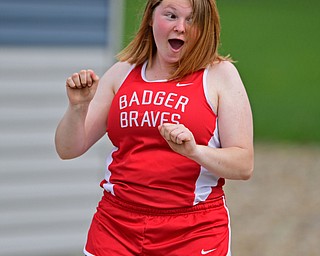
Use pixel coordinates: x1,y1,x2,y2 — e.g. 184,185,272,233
119,95,127,110
175,96,189,112
119,90,189,113
118,90,189,128
120,111,181,128
142,90,153,105
154,91,166,106
129,92,139,107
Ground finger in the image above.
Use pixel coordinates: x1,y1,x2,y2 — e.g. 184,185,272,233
159,124,173,141
159,123,180,142
79,70,87,87
88,69,99,82
169,127,181,143
173,131,185,144
66,76,76,88
170,128,191,144
72,73,82,88
176,131,192,144
86,70,93,87
164,124,192,144
158,124,167,140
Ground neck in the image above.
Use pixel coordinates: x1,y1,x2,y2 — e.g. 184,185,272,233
146,56,175,81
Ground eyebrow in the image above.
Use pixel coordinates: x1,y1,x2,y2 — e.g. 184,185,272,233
163,4,192,15
163,5,177,11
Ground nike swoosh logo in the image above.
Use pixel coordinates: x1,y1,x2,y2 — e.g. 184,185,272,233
201,248,217,255
176,82,193,87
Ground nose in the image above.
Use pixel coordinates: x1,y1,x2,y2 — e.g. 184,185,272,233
174,19,186,33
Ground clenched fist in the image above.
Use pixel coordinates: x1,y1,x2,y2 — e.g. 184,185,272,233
158,123,197,157
65,69,99,106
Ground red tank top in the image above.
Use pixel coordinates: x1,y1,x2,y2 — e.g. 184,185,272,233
102,62,224,208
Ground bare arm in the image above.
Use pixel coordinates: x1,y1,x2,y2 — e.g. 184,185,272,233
158,61,254,180
55,62,131,159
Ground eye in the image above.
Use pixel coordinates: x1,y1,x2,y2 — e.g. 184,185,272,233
165,12,177,20
186,16,193,24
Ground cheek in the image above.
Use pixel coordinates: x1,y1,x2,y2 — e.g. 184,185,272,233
153,19,171,42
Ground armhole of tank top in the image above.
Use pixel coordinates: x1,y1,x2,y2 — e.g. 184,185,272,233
203,67,218,116
118,63,136,89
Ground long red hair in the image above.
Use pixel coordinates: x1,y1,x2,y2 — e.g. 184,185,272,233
117,0,230,80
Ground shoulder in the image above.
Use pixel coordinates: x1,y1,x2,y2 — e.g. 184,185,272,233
204,61,248,113
91,61,133,105
110,61,134,77
207,61,241,86
100,61,134,93
206,60,246,96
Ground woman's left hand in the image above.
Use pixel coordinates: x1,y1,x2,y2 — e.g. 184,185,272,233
158,123,197,157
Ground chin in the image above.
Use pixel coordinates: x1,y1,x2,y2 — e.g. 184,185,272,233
167,54,182,63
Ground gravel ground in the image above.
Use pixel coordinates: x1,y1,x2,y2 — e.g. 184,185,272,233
224,143,320,256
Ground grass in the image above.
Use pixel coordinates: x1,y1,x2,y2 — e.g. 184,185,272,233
123,0,320,144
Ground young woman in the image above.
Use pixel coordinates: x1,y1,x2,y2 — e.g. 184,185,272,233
55,0,254,255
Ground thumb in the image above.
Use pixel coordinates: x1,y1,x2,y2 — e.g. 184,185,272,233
88,69,100,82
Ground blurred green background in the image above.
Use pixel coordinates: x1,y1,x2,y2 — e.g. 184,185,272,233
123,0,320,144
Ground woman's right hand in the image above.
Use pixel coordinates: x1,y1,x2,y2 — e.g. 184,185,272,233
65,69,100,106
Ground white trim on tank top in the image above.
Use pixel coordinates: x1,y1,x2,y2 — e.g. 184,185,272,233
202,67,218,115
193,119,221,205
141,61,168,83
193,67,221,205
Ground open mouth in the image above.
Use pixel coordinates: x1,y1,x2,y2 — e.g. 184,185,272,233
168,39,185,51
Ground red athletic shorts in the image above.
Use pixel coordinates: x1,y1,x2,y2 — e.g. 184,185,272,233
84,191,231,256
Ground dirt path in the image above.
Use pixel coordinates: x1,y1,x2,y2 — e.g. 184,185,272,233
224,143,320,256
